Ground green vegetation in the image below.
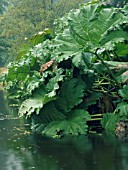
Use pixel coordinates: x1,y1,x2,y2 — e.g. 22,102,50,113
2,1,128,138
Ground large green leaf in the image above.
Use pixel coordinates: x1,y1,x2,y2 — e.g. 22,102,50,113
19,91,57,117
54,78,85,113
46,68,64,97
72,52,94,73
52,29,82,62
19,97,43,117
6,53,38,83
52,3,128,62
42,109,90,137
118,85,128,100
28,28,52,46
101,113,121,131
17,28,52,60
26,72,41,95
36,101,66,124
115,43,128,57
7,62,30,82
116,102,128,117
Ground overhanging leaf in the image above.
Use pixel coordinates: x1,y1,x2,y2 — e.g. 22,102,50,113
26,77,40,95
19,93,56,117
37,102,66,123
19,97,43,117
46,68,64,97
42,109,90,137
54,78,85,113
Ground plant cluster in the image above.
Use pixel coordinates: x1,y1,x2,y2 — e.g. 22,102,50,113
3,1,128,138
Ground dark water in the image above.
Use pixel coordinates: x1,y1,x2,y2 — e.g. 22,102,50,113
0,90,128,170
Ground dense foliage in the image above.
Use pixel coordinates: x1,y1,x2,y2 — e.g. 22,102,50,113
2,1,128,138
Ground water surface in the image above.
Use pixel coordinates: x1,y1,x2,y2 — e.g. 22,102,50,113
0,90,128,170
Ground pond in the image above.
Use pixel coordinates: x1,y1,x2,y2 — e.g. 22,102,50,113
0,90,128,170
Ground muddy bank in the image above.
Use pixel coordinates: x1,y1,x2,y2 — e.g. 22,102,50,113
0,67,8,75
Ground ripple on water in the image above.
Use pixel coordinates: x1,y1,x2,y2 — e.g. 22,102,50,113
0,114,19,120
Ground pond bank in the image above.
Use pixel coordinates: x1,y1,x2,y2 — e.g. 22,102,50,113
0,90,128,170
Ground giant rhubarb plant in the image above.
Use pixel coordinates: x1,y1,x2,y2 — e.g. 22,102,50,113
3,1,128,137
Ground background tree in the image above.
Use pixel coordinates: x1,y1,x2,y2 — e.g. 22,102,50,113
0,0,8,65
0,0,90,64
0,0,8,14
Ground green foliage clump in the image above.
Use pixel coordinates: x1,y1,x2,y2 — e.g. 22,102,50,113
101,84,128,131
3,1,128,138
